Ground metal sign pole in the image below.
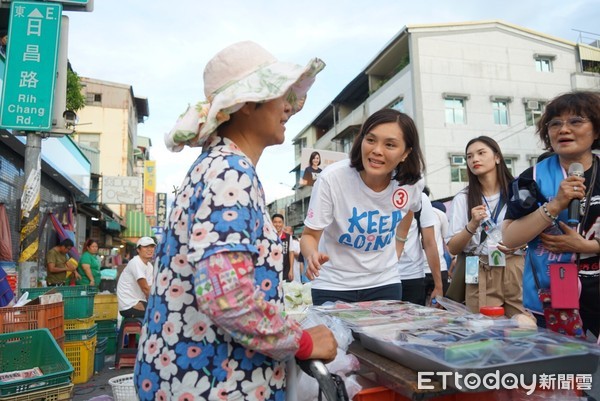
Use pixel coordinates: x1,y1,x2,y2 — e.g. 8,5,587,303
17,12,69,289
51,15,68,132
18,131,41,289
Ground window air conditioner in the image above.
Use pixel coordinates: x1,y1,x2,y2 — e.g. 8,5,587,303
527,100,539,110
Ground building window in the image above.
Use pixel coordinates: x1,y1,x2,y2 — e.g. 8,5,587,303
85,92,102,105
529,151,553,166
450,155,468,182
504,158,515,176
445,97,466,124
492,100,509,125
534,56,553,72
341,135,354,154
529,156,539,167
295,137,307,159
524,100,546,126
77,133,100,150
388,97,404,112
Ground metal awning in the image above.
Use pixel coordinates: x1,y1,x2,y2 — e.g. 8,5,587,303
579,44,600,62
122,210,153,238
104,217,122,233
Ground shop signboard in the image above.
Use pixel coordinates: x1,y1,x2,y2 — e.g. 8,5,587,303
102,176,142,204
156,193,167,227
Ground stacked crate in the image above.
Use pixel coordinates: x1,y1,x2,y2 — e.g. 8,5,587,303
93,294,118,356
22,285,97,385
0,300,65,348
63,317,97,384
0,329,74,400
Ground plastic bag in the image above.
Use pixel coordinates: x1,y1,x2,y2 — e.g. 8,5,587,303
290,310,358,401
301,311,353,352
100,269,118,280
434,295,471,315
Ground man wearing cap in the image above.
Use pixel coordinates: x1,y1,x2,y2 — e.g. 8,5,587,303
117,236,156,318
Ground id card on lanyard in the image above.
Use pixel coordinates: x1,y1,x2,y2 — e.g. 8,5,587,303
482,196,505,267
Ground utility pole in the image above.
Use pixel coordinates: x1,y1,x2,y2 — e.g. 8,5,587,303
18,15,70,289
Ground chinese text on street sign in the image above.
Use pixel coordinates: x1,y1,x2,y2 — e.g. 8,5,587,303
0,1,62,130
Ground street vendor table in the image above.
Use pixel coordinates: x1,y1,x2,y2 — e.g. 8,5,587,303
312,300,596,400
349,342,453,400
348,341,588,401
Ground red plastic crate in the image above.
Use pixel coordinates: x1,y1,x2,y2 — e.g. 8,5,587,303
355,386,456,401
0,301,64,342
354,386,397,401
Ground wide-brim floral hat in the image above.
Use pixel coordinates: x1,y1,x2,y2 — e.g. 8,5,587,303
165,41,325,152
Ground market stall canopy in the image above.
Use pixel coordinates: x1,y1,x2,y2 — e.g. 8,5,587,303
122,211,153,239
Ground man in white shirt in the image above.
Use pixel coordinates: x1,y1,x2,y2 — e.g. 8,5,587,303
117,236,156,318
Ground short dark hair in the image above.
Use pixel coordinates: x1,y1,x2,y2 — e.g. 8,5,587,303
60,238,74,248
537,91,600,151
271,213,284,221
349,108,424,185
309,151,321,166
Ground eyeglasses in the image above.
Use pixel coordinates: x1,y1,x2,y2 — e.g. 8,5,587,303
546,116,589,132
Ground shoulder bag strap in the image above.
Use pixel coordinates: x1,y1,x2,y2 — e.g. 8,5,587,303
575,156,597,267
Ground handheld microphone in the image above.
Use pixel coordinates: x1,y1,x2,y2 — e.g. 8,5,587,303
567,162,584,227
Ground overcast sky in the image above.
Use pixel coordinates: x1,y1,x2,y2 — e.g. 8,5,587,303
64,0,600,204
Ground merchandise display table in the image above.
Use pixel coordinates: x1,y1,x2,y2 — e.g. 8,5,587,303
349,341,450,399
349,342,590,400
310,300,598,400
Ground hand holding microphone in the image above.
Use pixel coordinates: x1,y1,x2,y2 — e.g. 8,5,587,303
567,162,584,227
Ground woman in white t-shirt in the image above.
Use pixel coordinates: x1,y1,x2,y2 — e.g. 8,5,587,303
397,192,443,306
446,136,526,317
301,109,425,305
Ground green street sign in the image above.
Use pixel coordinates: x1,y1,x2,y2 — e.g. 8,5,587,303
0,1,62,131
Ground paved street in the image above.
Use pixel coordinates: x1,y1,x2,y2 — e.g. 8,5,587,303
73,355,133,401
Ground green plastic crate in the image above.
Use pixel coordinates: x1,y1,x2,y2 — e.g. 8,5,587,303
65,323,97,342
96,319,118,355
94,337,108,373
95,319,117,332
0,329,73,396
98,331,117,355
21,285,97,319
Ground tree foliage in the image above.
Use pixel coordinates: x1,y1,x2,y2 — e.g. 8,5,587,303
67,69,86,112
